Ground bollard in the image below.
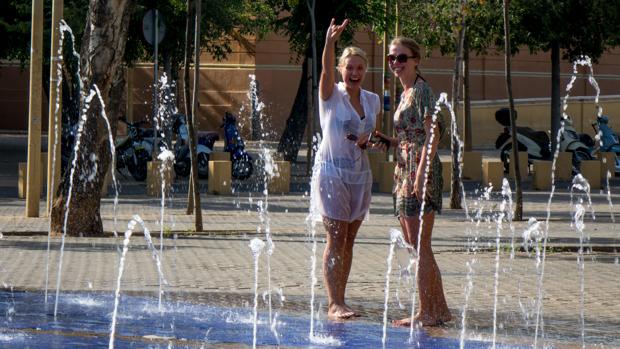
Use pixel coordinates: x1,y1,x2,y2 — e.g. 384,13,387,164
368,152,384,183
483,160,504,190
599,152,617,179
556,152,573,181
267,161,291,194
209,151,230,161
509,151,529,179
378,161,396,193
441,160,452,193
18,153,47,199
532,160,552,190
578,160,601,189
146,160,173,197
461,151,482,182
208,160,232,195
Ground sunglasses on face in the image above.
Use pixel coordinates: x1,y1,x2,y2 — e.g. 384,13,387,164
387,53,416,64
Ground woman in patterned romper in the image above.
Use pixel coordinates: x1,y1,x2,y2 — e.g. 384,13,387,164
375,37,452,326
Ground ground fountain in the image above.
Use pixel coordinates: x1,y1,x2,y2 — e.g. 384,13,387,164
1,21,619,347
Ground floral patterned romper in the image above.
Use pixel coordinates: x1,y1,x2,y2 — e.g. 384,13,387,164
393,77,444,217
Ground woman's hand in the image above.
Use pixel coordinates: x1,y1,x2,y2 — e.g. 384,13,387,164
356,133,370,149
412,172,425,199
320,18,348,101
325,18,349,44
369,130,394,151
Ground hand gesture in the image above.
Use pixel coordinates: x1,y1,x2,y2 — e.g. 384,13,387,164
356,133,370,149
326,18,349,44
412,173,425,199
369,130,393,151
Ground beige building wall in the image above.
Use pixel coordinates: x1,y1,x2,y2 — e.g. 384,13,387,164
2,31,620,149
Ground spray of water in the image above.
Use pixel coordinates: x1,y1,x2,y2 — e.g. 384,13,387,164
249,238,266,349
534,56,599,348
45,20,83,302
459,185,492,349
247,74,279,341
108,221,134,349
108,215,169,348
382,229,412,347
491,179,512,348
570,174,595,349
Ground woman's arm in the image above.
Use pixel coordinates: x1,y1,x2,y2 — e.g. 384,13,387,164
414,93,441,198
319,18,348,101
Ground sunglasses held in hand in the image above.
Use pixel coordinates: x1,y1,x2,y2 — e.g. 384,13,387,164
387,54,416,64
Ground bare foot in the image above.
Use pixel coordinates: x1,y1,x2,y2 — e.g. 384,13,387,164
343,304,361,317
392,312,452,327
328,304,356,320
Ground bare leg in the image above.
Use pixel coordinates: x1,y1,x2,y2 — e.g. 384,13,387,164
323,217,355,319
340,219,362,316
393,212,452,327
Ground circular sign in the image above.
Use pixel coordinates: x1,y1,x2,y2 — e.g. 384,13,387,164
142,9,166,45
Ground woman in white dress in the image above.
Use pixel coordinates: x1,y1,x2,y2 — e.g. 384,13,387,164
310,18,380,319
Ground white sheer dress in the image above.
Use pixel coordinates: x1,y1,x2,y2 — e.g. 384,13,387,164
310,82,380,222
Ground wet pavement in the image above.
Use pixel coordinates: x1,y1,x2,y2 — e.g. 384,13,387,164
1,135,620,348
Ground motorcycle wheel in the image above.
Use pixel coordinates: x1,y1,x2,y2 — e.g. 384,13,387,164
174,157,191,177
232,153,253,180
572,150,593,174
127,149,148,181
500,144,512,174
197,153,210,179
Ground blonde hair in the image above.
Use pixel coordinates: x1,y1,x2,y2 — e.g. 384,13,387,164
338,46,368,68
390,36,422,74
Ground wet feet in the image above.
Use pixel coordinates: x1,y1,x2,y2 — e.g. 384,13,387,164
328,304,359,320
392,312,452,327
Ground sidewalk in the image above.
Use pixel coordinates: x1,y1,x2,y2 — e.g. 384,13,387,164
1,134,620,347
1,187,619,347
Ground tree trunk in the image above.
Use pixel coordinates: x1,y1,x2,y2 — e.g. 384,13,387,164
188,0,203,231
550,41,561,153
503,0,523,220
277,55,309,162
449,11,466,210
184,0,195,215
462,34,472,152
51,0,134,236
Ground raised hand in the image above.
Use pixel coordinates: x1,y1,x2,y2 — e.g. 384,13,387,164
325,18,349,44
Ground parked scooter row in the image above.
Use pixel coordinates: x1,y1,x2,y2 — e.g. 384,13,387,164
61,112,254,182
171,113,219,179
592,115,620,174
115,118,158,181
494,108,597,175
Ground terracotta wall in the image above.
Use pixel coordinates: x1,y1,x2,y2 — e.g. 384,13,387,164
3,30,620,148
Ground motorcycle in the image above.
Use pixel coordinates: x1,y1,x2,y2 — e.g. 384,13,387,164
172,113,219,179
494,108,594,174
495,108,552,173
592,115,620,174
221,112,253,180
560,116,595,172
115,118,155,181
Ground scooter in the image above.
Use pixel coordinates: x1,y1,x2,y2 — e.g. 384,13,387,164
494,108,552,173
559,116,595,172
171,113,219,179
494,108,594,174
592,115,620,174
221,112,253,180
115,118,155,181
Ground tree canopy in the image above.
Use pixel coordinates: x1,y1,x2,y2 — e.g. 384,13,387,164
270,0,390,161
